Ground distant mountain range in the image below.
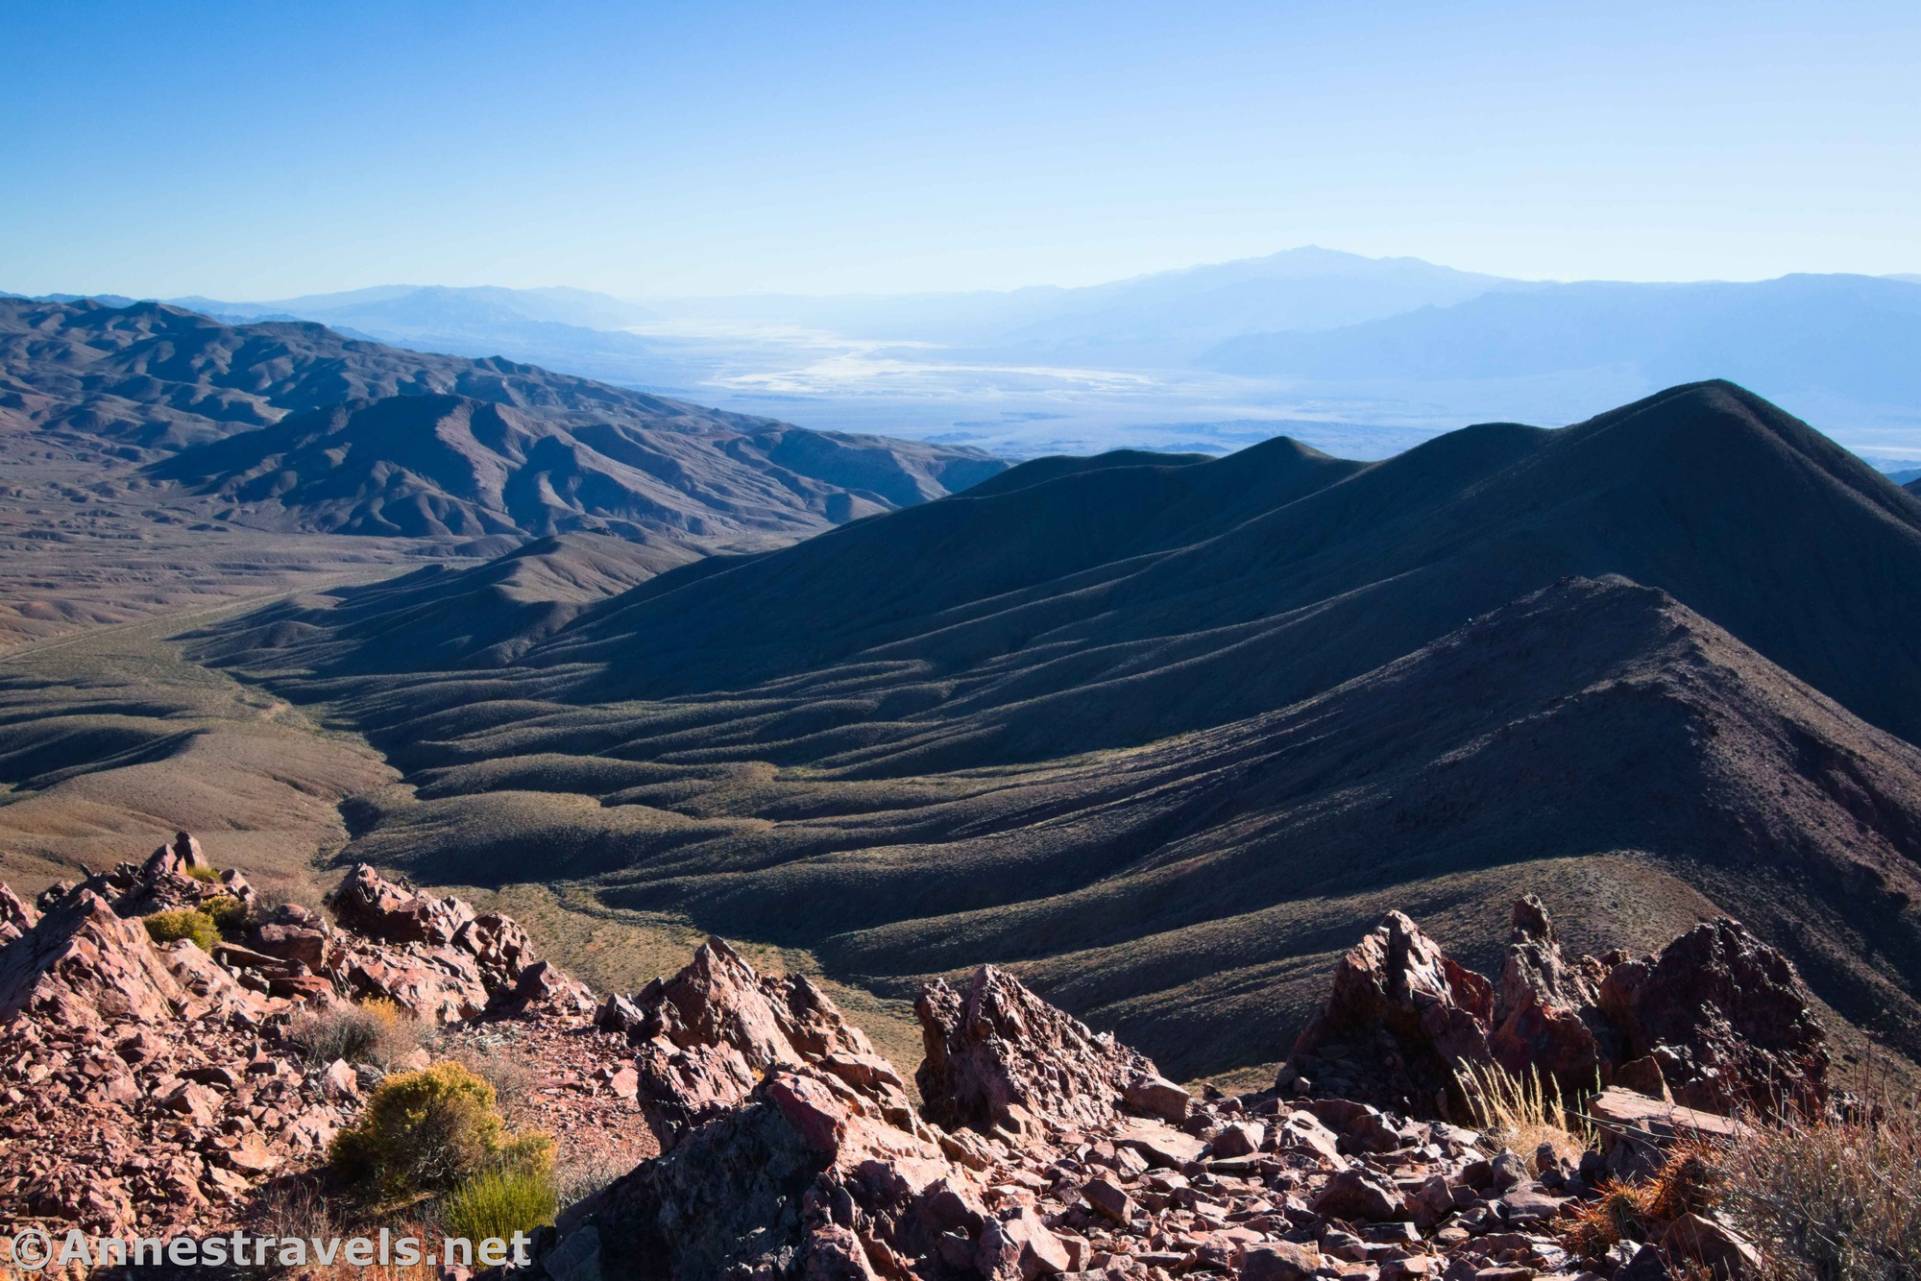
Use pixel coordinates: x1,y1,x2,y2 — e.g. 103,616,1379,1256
20,249,1921,457
0,297,1003,548
0,297,1002,651
1201,273,1921,412
192,380,1921,1078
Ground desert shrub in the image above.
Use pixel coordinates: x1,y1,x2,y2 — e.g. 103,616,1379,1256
439,1153,558,1244
1457,1060,1595,1163
143,907,220,952
289,998,423,1068
330,1062,550,1202
184,864,222,883
202,894,247,936
1713,1106,1921,1281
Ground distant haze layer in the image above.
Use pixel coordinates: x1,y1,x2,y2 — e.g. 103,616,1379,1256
37,246,1921,461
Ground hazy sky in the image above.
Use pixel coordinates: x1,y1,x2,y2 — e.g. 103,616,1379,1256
4,1,1917,300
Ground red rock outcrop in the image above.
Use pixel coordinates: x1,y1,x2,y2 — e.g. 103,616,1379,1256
0,839,599,1234
1488,896,1615,1096
917,964,1162,1137
1597,917,1830,1112
1285,900,1830,1122
595,937,907,1148
1284,912,1496,1115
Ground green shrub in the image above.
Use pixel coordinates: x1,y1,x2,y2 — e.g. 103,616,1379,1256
439,1154,558,1243
184,864,222,883
330,1062,549,1202
144,908,219,952
202,894,247,936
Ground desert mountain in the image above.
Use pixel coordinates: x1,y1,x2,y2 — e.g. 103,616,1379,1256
193,382,1921,1078
0,298,1003,648
147,392,1000,541
168,284,687,389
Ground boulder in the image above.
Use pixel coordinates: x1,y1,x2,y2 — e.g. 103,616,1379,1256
599,939,896,1146
1309,1168,1408,1223
542,1064,972,1281
247,903,336,971
0,889,186,1030
328,864,474,945
917,965,1157,1135
0,882,38,948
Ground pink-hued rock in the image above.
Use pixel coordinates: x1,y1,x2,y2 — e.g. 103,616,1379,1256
596,937,896,1146
328,863,474,945
0,881,38,948
0,889,185,1030
1489,896,1612,1096
916,964,1157,1135
1285,911,1495,1114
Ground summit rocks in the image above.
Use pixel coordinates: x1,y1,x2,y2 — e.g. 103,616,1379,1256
593,937,906,1147
1284,898,1829,1120
0,840,600,1233
917,964,1163,1136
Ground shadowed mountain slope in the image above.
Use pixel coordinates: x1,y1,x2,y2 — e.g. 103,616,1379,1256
517,381,1921,752
189,533,698,674
191,383,1921,1077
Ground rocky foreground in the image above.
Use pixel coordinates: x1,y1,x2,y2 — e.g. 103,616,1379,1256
0,836,1836,1280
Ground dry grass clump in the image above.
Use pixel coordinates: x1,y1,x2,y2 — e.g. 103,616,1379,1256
184,864,223,883
441,1039,541,1124
288,998,424,1069
248,1178,440,1281
1713,1104,1921,1281
1457,1060,1596,1164
553,1147,636,1209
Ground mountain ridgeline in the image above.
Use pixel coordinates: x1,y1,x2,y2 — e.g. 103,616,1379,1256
0,297,1005,546
194,381,1921,1078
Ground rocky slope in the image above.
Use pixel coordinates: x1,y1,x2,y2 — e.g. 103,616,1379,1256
0,835,1818,1279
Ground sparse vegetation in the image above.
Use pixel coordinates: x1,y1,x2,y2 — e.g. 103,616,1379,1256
143,907,220,952
289,998,424,1069
184,864,222,883
1562,1144,1720,1258
439,1156,558,1244
1457,1060,1595,1164
442,1039,540,1124
553,1147,636,1209
202,893,247,936
1712,1105,1921,1281
330,1061,552,1202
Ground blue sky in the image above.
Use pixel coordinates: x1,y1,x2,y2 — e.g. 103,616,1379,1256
3,1,1917,299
